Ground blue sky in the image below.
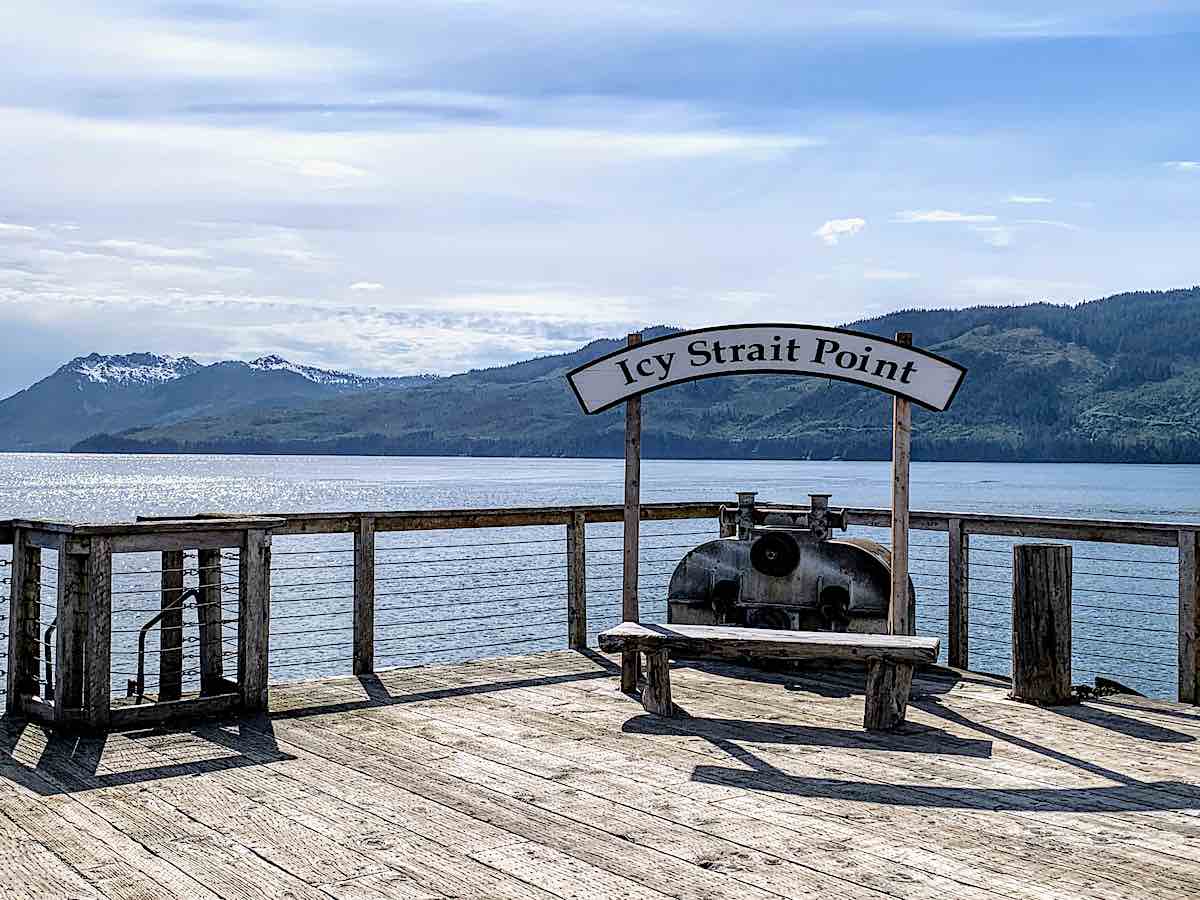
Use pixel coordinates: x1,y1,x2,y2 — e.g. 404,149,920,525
1,1,1198,395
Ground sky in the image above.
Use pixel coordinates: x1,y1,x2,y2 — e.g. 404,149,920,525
1,1,1199,396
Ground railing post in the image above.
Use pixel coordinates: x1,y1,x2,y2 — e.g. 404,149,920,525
1011,543,1072,705
1179,529,1199,704
238,528,271,713
6,529,40,715
83,537,112,730
948,518,969,669
567,512,587,649
159,550,185,702
197,548,224,694
353,515,375,675
55,545,87,722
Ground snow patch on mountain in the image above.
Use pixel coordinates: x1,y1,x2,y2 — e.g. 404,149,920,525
247,355,370,386
71,353,202,386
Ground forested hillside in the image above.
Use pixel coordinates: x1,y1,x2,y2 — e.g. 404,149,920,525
70,287,1200,462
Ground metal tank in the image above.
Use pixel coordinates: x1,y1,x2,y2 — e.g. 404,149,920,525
667,493,914,635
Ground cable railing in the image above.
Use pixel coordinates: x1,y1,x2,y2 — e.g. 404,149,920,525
3,499,1199,731
957,537,1179,697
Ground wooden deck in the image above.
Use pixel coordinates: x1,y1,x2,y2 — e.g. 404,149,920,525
3,651,1200,899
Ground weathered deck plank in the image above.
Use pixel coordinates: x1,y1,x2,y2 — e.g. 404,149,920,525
2,651,1200,899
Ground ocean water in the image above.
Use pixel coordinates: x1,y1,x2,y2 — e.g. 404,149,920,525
2,453,1196,699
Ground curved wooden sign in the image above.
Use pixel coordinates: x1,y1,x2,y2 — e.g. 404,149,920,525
567,324,966,415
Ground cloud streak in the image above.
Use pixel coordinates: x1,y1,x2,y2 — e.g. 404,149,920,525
894,210,998,223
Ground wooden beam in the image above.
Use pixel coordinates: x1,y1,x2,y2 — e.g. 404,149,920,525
108,692,240,729
621,331,643,693
238,528,272,713
197,548,225,695
83,537,112,730
6,530,40,714
1011,543,1072,705
947,517,969,669
159,550,185,702
566,512,587,650
1179,529,1199,704
890,331,913,637
143,504,727,535
353,515,376,676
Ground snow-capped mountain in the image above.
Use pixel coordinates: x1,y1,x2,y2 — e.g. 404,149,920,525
68,353,202,387
0,352,432,450
247,355,381,388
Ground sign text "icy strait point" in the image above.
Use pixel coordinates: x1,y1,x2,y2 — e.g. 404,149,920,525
566,324,967,415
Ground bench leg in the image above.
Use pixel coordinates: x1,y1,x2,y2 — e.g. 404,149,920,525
863,659,913,731
640,649,674,717
620,651,641,693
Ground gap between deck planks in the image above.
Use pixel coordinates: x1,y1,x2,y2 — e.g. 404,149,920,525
258,657,1195,900
3,651,1200,899
386,657,1200,897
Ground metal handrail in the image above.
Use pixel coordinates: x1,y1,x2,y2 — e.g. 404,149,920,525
129,588,199,703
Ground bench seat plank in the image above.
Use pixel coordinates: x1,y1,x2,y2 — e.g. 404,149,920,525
598,623,939,665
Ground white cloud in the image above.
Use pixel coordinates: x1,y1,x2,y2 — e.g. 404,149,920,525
1007,195,1054,204
969,225,1014,247
0,222,43,240
813,217,866,246
350,282,385,291
93,240,210,260
1164,161,1200,172
863,268,918,281
894,210,997,223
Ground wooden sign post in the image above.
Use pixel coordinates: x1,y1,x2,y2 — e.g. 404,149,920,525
621,332,643,691
566,323,965,652
890,332,913,636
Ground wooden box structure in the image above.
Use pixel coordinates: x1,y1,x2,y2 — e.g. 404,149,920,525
5,517,282,730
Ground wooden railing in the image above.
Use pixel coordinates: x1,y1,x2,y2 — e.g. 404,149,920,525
3,497,1199,731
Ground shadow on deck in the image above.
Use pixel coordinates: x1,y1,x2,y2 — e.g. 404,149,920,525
3,650,1200,898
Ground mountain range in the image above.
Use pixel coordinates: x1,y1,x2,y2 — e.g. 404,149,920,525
5,286,1200,462
0,352,431,452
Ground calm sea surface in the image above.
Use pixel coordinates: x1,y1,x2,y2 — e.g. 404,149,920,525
2,453,1197,699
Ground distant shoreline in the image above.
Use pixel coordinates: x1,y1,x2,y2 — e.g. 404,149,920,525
0,447,1195,466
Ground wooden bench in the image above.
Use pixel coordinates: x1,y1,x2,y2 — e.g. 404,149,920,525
597,622,940,731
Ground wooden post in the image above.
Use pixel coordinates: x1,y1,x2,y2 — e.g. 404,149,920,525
890,331,913,636
567,512,588,650
948,518,969,669
238,529,272,713
83,538,112,730
197,548,224,694
6,530,40,714
621,332,642,692
863,658,914,731
353,515,375,675
1179,529,1199,704
1011,543,1073,705
159,549,185,702
55,548,87,720
641,649,673,717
